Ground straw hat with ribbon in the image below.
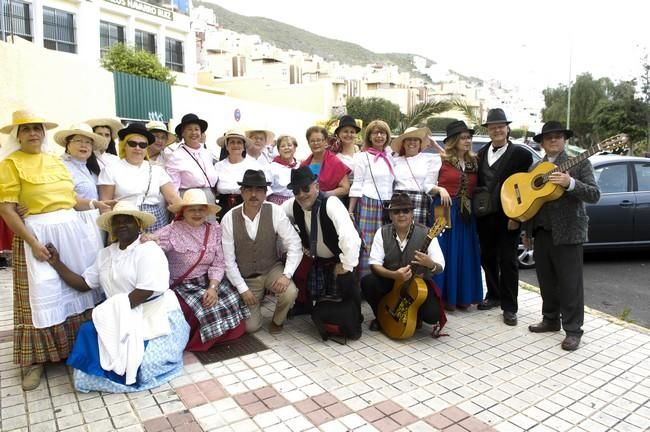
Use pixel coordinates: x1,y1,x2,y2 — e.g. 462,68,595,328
53,123,108,149
245,128,276,145
96,201,156,232
167,188,221,215
146,121,177,146
85,118,124,140
1,110,58,134
390,127,431,154
217,129,252,147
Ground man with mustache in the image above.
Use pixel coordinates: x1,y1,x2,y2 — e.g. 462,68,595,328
220,170,302,334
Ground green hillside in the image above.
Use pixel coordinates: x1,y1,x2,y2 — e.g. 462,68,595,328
196,1,435,82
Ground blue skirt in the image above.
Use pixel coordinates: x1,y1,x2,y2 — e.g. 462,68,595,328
431,196,484,306
67,308,190,393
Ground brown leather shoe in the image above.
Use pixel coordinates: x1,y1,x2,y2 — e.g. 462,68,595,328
529,320,561,333
269,321,284,334
561,335,581,351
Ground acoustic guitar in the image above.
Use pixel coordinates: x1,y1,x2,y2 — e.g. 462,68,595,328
500,134,628,222
377,208,449,340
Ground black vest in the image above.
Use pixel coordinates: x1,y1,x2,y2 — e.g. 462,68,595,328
293,195,342,258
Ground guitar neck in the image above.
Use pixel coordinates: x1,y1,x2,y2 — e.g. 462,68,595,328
554,144,599,173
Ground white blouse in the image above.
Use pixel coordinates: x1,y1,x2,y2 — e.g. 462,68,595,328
268,161,296,197
214,157,267,194
98,159,172,206
393,152,440,193
349,150,395,201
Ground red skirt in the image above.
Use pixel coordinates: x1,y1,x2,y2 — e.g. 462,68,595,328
175,292,246,352
0,218,13,253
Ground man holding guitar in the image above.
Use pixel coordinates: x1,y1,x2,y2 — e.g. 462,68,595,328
524,121,600,351
475,108,533,326
361,193,446,337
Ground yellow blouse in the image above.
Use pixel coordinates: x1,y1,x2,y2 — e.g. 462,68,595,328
0,151,76,215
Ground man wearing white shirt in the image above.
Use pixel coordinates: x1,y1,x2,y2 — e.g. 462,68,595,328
221,170,302,334
282,167,361,315
361,193,446,336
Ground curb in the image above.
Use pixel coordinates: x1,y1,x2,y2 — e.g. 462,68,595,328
519,280,650,335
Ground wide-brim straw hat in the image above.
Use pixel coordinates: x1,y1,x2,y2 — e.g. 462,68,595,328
390,127,431,154
96,201,156,232
168,188,221,214
85,118,124,140
53,123,109,149
217,129,252,147
245,128,276,145
1,110,58,134
146,121,177,146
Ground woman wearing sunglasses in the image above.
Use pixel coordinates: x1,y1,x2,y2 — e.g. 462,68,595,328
98,123,181,232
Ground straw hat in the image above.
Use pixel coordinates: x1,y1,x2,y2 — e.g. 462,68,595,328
390,127,431,154
245,128,276,145
167,188,221,214
145,121,177,146
53,123,108,149
86,118,124,140
217,129,252,147
1,110,58,134
96,201,156,232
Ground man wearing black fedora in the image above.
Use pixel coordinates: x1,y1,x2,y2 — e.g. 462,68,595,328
524,121,599,351
475,108,533,326
220,169,302,334
282,166,361,314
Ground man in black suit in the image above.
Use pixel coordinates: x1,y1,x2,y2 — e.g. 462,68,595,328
475,108,533,326
525,122,599,351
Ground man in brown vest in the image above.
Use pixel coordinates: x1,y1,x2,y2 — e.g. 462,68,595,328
221,170,302,334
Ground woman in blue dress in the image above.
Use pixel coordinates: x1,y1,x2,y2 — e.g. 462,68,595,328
45,201,190,392
430,121,484,310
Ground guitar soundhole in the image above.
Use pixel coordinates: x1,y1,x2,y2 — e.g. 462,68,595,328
533,175,546,189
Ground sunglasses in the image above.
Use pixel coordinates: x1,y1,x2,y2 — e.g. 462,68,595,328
390,209,412,215
126,140,149,149
293,184,312,195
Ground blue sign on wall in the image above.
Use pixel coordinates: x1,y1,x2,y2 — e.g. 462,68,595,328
234,108,241,122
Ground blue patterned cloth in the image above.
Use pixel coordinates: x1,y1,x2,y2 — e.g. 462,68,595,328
140,203,170,233
68,308,189,393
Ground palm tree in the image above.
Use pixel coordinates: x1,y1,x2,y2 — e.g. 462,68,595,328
450,99,486,134
396,100,451,134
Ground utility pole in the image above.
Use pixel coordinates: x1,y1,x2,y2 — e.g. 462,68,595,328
566,43,572,131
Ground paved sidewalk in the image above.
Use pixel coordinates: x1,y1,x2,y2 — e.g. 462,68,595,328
0,267,648,432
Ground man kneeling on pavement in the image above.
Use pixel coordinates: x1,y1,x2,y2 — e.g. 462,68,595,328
221,169,302,334
361,193,447,336
282,166,361,314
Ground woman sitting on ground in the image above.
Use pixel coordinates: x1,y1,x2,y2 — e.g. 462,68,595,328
144,189,250,351
46,202,190,393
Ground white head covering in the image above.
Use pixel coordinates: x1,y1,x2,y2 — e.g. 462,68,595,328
0,125,52,162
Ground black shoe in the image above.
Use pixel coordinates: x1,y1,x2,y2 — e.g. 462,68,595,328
561,335,581,351
528,320,561,333
503,311,517,326
368,319,381,332
477,298,500,310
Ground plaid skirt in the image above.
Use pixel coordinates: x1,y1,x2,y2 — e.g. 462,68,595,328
12,236,92,366
355,195,384,277
174,275,250,343
395,189,431,226
139,203,170,233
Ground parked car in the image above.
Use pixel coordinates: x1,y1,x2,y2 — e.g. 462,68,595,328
517,154,650,269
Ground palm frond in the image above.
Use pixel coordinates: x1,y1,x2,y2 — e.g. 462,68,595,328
450,99,486,134
397,100,451,134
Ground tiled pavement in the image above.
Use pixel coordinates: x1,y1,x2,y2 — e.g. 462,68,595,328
0,267,649,431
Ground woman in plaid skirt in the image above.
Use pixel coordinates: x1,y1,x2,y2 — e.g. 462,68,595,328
98,123,182,232
145,189,250,352
0,111,106,390
391,127,440,226
348,120,395,277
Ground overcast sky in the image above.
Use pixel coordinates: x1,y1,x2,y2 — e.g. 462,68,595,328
207,0,648,94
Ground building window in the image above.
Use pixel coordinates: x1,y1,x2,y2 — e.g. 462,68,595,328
100,21,124,57
135,30,156,54
43,7,75,53
165,37,183,72
1,0,32,41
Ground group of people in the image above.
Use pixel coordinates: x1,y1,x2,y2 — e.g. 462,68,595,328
0,106,598,395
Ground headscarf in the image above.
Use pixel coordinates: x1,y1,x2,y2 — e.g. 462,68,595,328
0,125,51,162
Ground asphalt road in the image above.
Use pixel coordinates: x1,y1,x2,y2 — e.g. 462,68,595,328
519,251,650,328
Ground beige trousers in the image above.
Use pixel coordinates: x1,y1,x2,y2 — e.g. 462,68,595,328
244,262,298,333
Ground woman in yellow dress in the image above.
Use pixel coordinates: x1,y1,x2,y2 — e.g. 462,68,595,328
0,110,111,390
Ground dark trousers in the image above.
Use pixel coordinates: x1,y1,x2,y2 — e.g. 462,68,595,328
477,214,520,312
533,230,584,336
361,273,440,324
